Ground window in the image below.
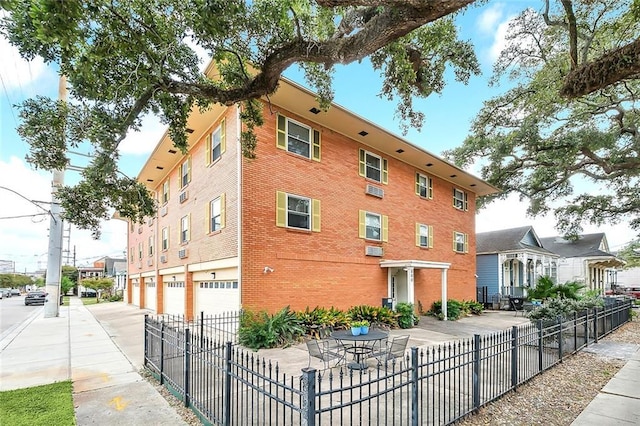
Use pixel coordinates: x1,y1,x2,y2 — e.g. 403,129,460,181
207,194,226,233
206,120,226,165
453,188,468,211
161,227,169,251
180,157,191,188
129,247,134,263
180,215,190,243
358,210,388,242
148,236,154,256
416,173,433,199
358,149,388,184
276,191,321,232
453,231,468,253
276,114,321,160
162,180,170,204
416,223,433,248
138,242,143,260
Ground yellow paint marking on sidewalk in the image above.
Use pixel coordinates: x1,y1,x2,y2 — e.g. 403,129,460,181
101,373,110,382
109,396,128,411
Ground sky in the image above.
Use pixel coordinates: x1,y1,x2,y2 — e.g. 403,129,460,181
0,2,636,273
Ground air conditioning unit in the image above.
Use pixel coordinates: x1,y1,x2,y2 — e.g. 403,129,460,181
179,191,189,203
365,246,384,257
160,255,167,263
160,206,168,217
137,227,143,234
147,217,154,226
178,248,188,259
147,259,153,266
365,184,384,198
137,262,142,268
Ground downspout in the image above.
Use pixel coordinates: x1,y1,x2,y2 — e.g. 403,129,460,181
237,104,243,309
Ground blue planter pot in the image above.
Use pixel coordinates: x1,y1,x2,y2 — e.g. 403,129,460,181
351,326,361,336
360,326,369,335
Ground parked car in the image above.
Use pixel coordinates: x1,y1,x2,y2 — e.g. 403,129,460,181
24,291,47,306
10,288,21,296
624,287,640,299
0,288,11,298
81,289,97,297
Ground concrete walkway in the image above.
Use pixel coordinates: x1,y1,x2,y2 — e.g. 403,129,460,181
1,299,638,424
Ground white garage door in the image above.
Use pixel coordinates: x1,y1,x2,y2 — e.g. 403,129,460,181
194,280,240,315
164,281,185,315
145,282,157,312
132,281,140,307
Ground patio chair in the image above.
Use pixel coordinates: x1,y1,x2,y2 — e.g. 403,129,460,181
306,339,346,369
370,335,409,367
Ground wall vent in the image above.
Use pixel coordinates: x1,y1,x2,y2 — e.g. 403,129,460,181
160,206,168,217
365,184,384,198
160,255,167,263
178,248,188,259
365,246,383,257
137,262,142,269
147,259,153,266
179,191,189,203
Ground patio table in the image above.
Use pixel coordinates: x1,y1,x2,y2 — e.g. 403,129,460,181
330,329,388,370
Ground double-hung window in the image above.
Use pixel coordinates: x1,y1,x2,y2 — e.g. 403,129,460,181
453,188,468,211
206,120,226,165
416,173,433,199
207,194,226,233
453,231,468,253
162,180,170,204
276,191,321,232
138,242,143,260
148,236,154,256
276,114,321,160
180,215,190,243
416,223,433,248
358,210,388,242
180,158,191,188
161,227,169,251
358,149,388,184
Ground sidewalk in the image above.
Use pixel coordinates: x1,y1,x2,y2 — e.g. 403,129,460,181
1,298,639,425
0,297,186,425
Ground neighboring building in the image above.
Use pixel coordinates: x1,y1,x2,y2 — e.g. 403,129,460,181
476,226,559,300
0,260,15,274
77,265,104,296
126,69,498,318
539,233,625,293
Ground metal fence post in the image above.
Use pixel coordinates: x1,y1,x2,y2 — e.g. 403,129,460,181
511,326,518,388
584,309,589,347
557,316,563,361
573,312,577,352
473,334,481,410
160,322,165,385
537,320,543,372
224,341,232,426
301,368,316,426
143,314,149,367
411,347,419,426
593,307,599,343
200,311,204,348
184,328,190,407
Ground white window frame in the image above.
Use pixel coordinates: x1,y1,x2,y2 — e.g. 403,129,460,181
180,215,190,244
210,197,222,232
148,236,154,256
180,159,190,188
286,194,311,231
417,173,432,199
418,224,430,248
364,151,382,183
161,227,169,251
453,188,467,211
284,118,312,158
138,242,143,260
210,125,223,163
454,231,467,253
365,212,382,241
162,180,169,204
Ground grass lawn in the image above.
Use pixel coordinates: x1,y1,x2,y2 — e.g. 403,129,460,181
0,381,75,426
80,297,100,305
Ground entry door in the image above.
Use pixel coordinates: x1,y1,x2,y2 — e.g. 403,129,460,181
393,269,409,304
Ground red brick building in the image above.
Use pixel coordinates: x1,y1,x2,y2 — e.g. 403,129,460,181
126,68,498,318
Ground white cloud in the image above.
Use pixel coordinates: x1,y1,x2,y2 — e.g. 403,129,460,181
476,194,636,252
0,157,127,273
118,114,166,155
488,17,514,63
0,34,47,93
477,3,505,34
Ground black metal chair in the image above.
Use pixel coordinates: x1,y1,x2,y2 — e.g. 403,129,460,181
306,339,346,369
370,335,409,367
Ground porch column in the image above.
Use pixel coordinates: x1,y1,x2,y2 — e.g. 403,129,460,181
406,267,415,310
441,268,448,321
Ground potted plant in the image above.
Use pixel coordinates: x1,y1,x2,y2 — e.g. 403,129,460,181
350,321,363,336
360,320,370,335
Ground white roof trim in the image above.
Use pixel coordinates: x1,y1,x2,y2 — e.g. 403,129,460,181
379,260,451,269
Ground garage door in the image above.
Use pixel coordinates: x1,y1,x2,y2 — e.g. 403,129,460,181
145,281,157,312
164,281,185,315
195,280,240,315
132,281,140,307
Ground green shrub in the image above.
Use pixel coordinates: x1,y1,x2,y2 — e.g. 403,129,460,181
395,302,418,328
296,306,349,337
461,300,484,315
347,305,397,328
238,306,305,350
429,299,472,321
526,297,604,323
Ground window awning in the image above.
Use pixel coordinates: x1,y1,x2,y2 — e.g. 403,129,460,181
379,260,451,269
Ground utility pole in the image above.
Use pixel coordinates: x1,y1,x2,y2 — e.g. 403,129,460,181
44,74,66,318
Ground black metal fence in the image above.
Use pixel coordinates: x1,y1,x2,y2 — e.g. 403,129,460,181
144,300,633,425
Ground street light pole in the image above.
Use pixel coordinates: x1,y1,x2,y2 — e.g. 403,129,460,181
44,75,66,318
